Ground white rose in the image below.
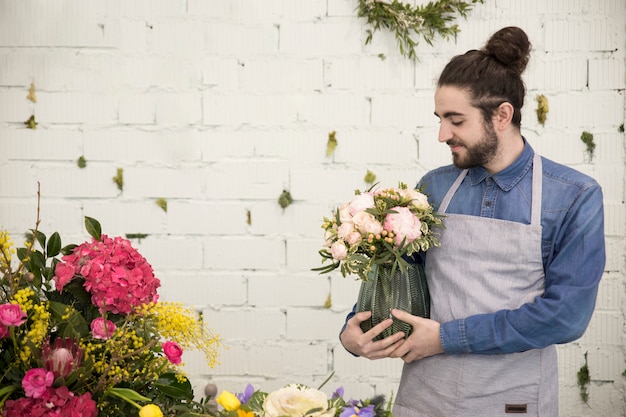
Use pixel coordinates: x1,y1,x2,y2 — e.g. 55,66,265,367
399,188,430,210
263,385,335,417
330,241,348,260
352,211,383,236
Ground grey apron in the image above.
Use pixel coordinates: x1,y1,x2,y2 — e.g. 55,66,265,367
394,154,558,417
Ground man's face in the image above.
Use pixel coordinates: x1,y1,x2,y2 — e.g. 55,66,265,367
434,86,498,170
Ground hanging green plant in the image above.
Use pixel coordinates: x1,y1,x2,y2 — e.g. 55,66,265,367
155,198,167,213
580,131,595,161
535,94,549,126
278,190,293,210
364,170,377,184
326,130,338,157
77,155,87,168
577,352,590,403
27,82,37,103
357,0,484,60
112,168,124,191
24,115,37,129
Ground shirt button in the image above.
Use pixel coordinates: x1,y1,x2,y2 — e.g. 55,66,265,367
485,201,491,207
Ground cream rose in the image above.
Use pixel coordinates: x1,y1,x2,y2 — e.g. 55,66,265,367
348,193,375,216
352,211,383,236
330,241,348,260
399,188,430,210
263,385,335,417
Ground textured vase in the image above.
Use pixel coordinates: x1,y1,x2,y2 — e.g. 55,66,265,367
356,262,430,341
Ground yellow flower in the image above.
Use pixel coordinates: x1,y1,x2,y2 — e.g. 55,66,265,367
238,409,255,417
217,390,241,411
139,404,163,417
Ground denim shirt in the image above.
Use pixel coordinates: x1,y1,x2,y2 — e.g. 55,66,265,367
419,141,606,354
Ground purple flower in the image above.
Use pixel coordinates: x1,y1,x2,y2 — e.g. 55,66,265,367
236,384,255,404
340,405,375,417
332,387,344,399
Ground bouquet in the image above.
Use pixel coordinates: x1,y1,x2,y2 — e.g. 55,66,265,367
314,183,443,339
212,380,392,417
0,192,221,417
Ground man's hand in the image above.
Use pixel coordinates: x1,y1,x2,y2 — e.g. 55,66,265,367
340,311,406,359
388,309,444,363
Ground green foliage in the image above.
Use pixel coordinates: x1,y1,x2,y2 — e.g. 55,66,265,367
112,167,124,191
535,94,549,125
364,170,377,184
278,190,293,209
326,130,338,157
580,131,595,161
357,0,484,60
24,114,37,129
77,155,87,168
577,352,590,403
156,198,168,212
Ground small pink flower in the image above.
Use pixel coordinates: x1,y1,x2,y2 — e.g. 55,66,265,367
22,368,54,398
162,341,183,364
90,317,116,340
348,193,375,216
0,303,28,327
330,241,348,261
53,262,76,292
384,206,422,247
0,323,9,339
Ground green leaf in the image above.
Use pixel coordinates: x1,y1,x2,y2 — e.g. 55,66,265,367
30,229,46,249
84,216,102,241
49,301,90,338
107,387,152,402
61,244,77,256
47,232,62,258
154,373,194,400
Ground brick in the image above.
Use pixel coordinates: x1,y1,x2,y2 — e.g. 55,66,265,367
545,18,622,52
168,201,248,235
160,271,248,307
545,92,623,128
205,159,289,200
248,275,329,307
0,90,32,123
239,58,324,93
588,57,625,90
202,93,297,126
121,166,206,198
134,237,204,270
525,56,588,91
154,92,203,126
81,200,165,235
603,203,625,237
147,20,204,57
2,128,83,161
371,93,434,128
200,57,240,90
334,348,403,377
204,23,279,55
36,92,118,125
118,94,156,125
203,237,284,270
202,308,284,340
280,20,363,56
286,308,347,340
324,56,415,91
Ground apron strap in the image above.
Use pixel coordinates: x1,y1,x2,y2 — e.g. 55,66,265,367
437,153,543,224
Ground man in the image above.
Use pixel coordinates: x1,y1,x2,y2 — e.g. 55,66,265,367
340,26,605,416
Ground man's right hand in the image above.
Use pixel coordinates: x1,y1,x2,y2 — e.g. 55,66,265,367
340,311,406,359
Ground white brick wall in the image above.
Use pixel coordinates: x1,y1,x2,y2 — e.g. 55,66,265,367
0,1,624,416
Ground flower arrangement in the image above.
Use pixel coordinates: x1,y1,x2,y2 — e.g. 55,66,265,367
0,193,221,416
213,380,392,417
314,183,443,281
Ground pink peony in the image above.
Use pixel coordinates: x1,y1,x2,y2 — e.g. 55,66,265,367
22,368,54,398
0,303,27,327
54,234,160,315
337,222,355,240
383,206,422,247
90,317,117,340
330,241,348,261
163,340,184,364
346,231,362,246
352,212,383,236
348,193,375,216
42,338,83,379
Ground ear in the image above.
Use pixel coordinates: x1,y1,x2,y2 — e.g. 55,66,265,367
493,102,514,130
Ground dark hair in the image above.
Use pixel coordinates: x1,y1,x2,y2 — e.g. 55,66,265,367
437,26,531,128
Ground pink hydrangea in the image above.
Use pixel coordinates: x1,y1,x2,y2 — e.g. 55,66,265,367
383,206,422,247
53,234,160,315
3,386,97,417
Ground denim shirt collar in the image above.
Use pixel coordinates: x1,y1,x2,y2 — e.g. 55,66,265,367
467,139,534,192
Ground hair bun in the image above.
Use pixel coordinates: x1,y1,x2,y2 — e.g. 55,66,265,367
483,26,531,75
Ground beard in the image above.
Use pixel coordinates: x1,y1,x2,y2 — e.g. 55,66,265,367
448,120,499,169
